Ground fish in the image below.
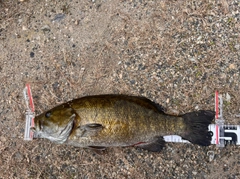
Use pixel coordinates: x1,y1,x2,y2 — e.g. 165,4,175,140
32,95,215,152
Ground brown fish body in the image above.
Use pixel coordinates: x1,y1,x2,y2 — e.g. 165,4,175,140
67,95,185,147
33,95,214,152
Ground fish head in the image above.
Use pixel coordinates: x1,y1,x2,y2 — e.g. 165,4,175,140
32,104,76,143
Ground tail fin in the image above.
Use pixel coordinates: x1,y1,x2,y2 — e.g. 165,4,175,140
181,110,215,146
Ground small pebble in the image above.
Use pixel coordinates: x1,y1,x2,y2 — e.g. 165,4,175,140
0,136,6,142
52,13,65,22
229,64,236,70
225,93,231,102
22,25,27,31
41,25,50,32
192,171,197,175
30,52,34,58
189,57,198,63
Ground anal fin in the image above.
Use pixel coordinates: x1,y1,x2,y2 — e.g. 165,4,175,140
136,136,165,152
87,146,107,155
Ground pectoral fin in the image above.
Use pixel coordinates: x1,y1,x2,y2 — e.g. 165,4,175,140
84,123,103,130
136,136,165,152
75,123,104,137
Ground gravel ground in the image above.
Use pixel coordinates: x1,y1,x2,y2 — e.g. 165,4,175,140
0,0,240,178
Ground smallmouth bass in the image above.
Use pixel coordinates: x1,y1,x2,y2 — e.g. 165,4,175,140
32,95,214,152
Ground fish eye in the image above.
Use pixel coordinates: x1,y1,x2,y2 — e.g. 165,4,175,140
45,111,51,118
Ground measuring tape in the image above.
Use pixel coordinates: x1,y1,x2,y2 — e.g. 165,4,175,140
23,85,240,146
164,124,240,145
23,84,35,140
164,91,240,146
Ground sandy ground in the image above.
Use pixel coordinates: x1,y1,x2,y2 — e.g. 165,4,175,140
0,0,240,178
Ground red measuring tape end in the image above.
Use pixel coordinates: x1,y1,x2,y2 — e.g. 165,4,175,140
26,83,35,139
215,91,219,145
26,83,35,112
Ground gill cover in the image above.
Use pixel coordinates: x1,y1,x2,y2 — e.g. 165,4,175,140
33,104,76,143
